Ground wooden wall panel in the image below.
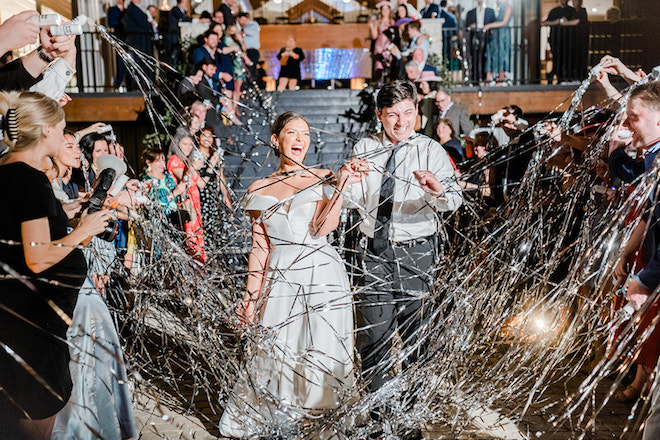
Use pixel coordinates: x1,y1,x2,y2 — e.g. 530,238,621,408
41,0,72,19
259,23,371,51
64,95,145,122
450,87,606,116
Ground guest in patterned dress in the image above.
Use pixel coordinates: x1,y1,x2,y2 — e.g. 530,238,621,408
196,127,233,254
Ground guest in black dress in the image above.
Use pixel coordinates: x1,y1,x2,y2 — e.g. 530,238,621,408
572,0,589,80
543,0,578,84
277,36,305,91
195,126,232,254
0,91,110,440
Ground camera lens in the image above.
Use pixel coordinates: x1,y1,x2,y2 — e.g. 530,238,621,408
98,219,120,242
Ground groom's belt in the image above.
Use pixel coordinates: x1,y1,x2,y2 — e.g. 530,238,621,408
364,234,434,249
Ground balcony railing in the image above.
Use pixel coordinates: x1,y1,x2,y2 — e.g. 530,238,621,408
72,20,647,94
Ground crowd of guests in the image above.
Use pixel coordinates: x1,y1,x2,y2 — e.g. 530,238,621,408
98,0,596,105
406,54,660,440
0,11,138,439
105,0,267,120
3,3,660,440
541,0,590,85
0,9,238,439
368,0,592,87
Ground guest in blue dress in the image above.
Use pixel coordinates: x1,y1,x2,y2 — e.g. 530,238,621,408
484,0,513,86
49,132,137,440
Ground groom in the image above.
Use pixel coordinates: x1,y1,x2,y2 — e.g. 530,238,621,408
345,80,462,410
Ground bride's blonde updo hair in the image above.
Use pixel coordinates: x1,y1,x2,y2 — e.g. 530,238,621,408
0,91,65,152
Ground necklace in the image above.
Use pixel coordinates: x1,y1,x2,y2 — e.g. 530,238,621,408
273,169,305,177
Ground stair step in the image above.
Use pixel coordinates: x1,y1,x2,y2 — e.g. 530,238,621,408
276,89,365,99
274,100,363,109
223,89,376,177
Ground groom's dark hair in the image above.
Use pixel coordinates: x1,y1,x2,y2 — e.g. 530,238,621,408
376,80,418,111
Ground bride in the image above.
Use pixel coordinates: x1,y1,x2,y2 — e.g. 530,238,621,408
219,111,366,437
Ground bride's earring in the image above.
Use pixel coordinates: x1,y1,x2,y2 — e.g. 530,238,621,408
146,165,151,172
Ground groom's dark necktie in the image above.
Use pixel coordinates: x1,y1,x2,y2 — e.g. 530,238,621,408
372,144,404,254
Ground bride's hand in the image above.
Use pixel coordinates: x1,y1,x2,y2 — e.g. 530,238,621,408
338,158,368,186
236,299,256,326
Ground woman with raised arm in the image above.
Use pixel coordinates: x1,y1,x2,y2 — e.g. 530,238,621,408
370,1,395,83
0,91,110,440
142,147,188,219
276,36,305,91
219,111,366,437
49,133,137,440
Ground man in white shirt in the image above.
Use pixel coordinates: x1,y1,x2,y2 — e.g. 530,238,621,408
345,81,461,413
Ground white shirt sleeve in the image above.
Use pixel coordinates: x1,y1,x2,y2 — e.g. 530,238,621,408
426,140,463,212
29,58,76,101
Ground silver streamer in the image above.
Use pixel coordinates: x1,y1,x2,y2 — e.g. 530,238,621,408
3,26,660,440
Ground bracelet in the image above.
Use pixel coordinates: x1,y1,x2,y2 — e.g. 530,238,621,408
37,46,54,64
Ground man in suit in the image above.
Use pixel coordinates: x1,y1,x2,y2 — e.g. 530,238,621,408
465,0,495,84
168,0,192,66
192,30,236,94
106,0,126,88
542,0,578,84
439,0,458,64
122,0,154,89
419,0,440,19
122,0,153,56
425,89,473,139
602,82,660,440
197,57,222,108
195,57,233,138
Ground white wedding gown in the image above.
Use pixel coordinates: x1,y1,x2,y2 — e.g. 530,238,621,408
219,185,355,438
